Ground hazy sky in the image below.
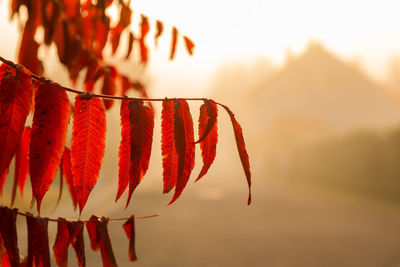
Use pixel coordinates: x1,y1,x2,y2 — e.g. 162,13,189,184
1,0,400,94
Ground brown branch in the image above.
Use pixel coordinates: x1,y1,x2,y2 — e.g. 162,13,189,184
0,56,208,102
15,209,160,222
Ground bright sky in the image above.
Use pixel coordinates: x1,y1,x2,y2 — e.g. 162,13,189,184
1,0,400,94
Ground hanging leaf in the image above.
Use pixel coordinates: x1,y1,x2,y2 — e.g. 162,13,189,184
30,82,71,213
18,25,44,75
126,100,154,206
0,207,20,267
11,126,31,206
169,26,178,60
53,219,70,267
72,94,106,213
0,67,32,190
27,215,51,267
116,101,130,201
123,216,137,261
0,171,7,197
86,216,117,267
101,67,117,110
67,221,86,267
154,20,163,47
161,99,177,193
220,104,252,205
169,99,195,205
61,147,78,209
183,35,195,56
125,31,135,60
139,15,149,63
196,100,218,181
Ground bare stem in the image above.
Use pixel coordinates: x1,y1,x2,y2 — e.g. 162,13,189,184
15,209,160,222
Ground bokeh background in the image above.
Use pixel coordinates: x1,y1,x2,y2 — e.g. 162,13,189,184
2,0,400,266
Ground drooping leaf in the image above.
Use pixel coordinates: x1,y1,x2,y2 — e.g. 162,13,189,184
125,100,154,207
161,99,177,193
97,217,117,267
139,15,149,63
30,82,71,213
123,216,137,261
183,36,195,56
220,104,252,205
169,99,195,205
11,126,31,206
86,215,99,251
86,216,117,267
53,219,70,267
26,215,51,267
169,26,178,60
0,67,32,189
61,147,78,209
154,20,163,47
0,207,20,267
116,101,130,201
18,25,44,75
67,221,86,267
125,31,135,60
42,0,60,45
0,171,7,197
101,67,117,110
196,100,218,181
72,94,106,213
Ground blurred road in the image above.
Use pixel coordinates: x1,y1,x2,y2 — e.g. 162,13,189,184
86,177,400,267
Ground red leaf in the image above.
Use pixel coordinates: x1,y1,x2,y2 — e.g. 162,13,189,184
53,219,70,267
196,101,218,181
110,26,123,55
86,216,117,267
97,217,117,267
72,95,106,213
123,216,137,261
169,26,178,60
67,221,86,267
120,76,131,96
0,67,32,188
30,82,71,213
183,36,195,56
61,147,78,209
154,20,163,47
220,104,252,205
139,15,149,63
0,207,20,267
116,101,130,201
126,100,154,206
101,67,117,110
18,25,44,75
169,99,195,204
27,215,51,267
125,31,135,60
0,171,7,197
86,215,99,251
11,126,31,206
161,100,177,193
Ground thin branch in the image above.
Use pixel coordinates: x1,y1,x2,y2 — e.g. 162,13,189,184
0,56,209,102
15,209,160,222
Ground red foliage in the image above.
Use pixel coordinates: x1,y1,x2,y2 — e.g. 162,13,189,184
0,207,20,267
27,216,51,267
123,216,137,261
161,100,178,193
169,99,195,204
53,219,69,267
11,126,31,205
29,82,71,213
71,95,106,213
67,221,86,267
61,147,78,210
183,36,195,56
196,100,218,181
169,27,179,60
0,66,32,192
